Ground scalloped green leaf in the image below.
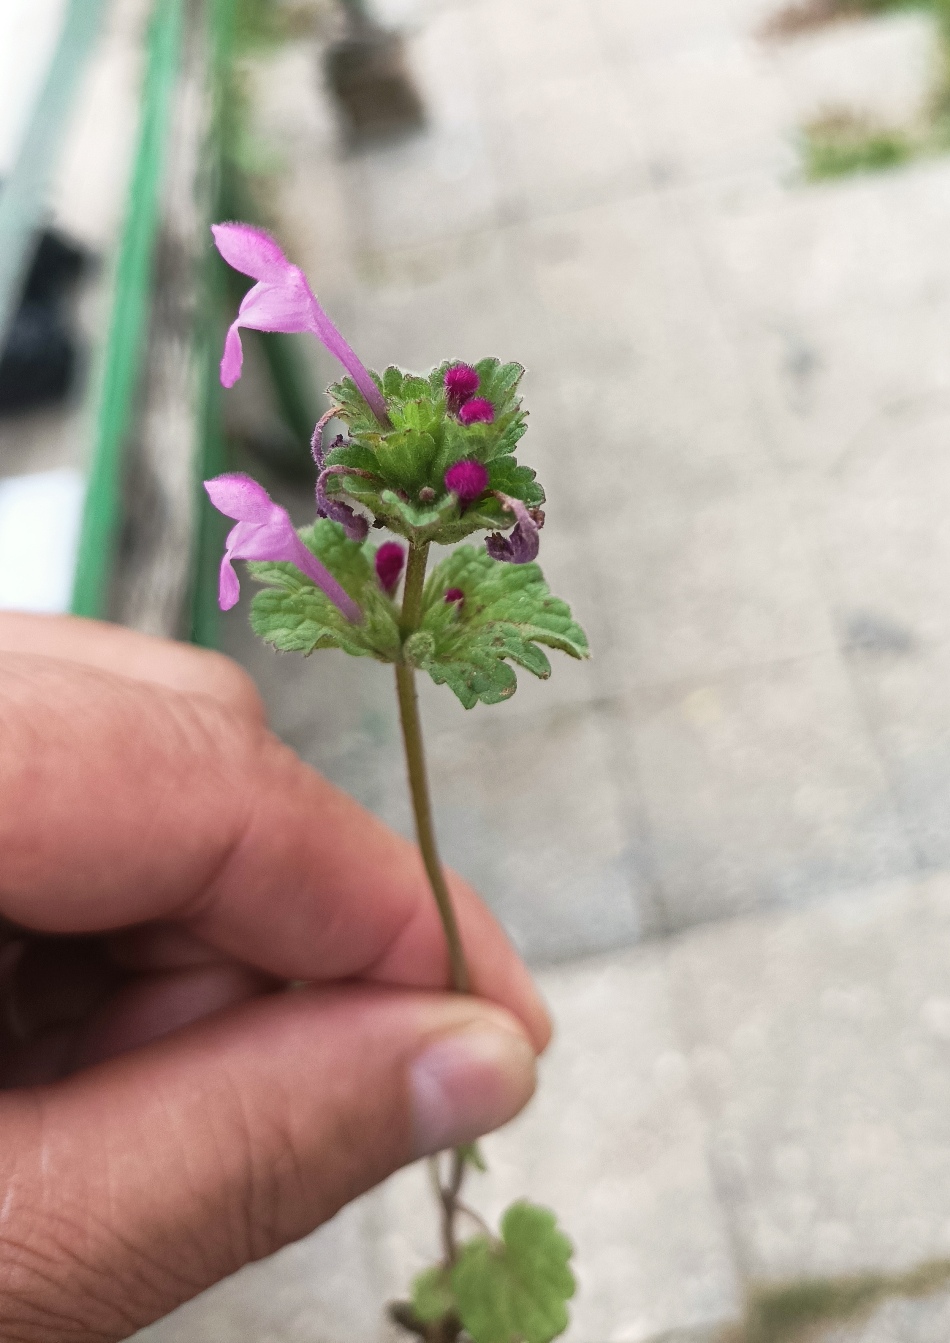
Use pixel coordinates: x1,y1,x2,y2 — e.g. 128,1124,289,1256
323,440,380,474
486,457,544,505
452,1202,575,1343
414,547,589,708
247,520,401,662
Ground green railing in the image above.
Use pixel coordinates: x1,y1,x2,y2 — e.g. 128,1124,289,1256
70,0,240,641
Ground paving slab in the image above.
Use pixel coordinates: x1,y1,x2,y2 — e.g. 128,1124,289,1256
671,875,950,1285
588,0,777,63
340,7,502,254
632,39,794,191
846,634,950,873
133,947,744,1343
623,655,911,929
511,194,775,510
689,161,950,475
809,403,950,653
598,486,835,692
770,10,935,131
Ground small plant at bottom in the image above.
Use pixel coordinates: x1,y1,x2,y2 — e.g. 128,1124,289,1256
204,222,587,1343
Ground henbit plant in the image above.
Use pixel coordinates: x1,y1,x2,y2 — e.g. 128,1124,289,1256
204,222,587,1343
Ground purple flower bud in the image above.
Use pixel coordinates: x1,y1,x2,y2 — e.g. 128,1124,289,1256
444,588,465,605
375,541,405,594
458,397,495,426
444,363,480,413
444,459,489,502
316,465,370,541
485,493,540,565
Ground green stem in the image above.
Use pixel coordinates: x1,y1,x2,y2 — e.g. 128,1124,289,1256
396,543,469,994
397,541,471,1279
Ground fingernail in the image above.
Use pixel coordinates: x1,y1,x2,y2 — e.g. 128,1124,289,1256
409,1021,537,1158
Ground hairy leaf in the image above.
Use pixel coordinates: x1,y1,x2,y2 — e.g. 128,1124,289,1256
415,547,589,708
452,1202,575,1343
248,520,401,661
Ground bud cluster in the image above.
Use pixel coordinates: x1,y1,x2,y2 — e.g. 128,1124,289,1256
318,359,545,552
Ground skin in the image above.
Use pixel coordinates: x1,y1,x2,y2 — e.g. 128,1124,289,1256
0,613,550,1342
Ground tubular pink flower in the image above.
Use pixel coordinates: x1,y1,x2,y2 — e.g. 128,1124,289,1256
375,541,405,594
457,397,494,426
444,459,489,503
211,223,389,426
444,587,465,606
485,493,541,565
204,473,361,622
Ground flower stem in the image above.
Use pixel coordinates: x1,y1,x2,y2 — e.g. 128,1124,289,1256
396,542,469,995
397,540,471,1278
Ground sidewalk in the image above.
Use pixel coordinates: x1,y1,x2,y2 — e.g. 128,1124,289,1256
137,0,950,1337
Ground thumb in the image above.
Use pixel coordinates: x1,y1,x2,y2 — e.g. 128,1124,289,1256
0,986,537,1342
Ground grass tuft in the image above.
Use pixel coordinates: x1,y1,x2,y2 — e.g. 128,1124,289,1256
803,112,914,178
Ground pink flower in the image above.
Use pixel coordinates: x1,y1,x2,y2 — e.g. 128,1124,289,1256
444,459,489,502
444,587,465,606
375,541,405,593
458,397,495,426
204,473,361,622
211,223,389,426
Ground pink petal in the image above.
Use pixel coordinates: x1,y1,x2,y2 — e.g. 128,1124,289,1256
211,222,291,283
220,321,244,388
212,220,390,426
204,473,276,522
218,555,241,611
227,516,297,561
307,297,390,424
208,478,363,623
237,276,314,334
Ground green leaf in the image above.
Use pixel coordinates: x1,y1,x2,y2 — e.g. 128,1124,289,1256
412,1266,458,1325
458,1141,488,1172
323,440,380,474
247,520,402,662
325,373,383,434
486,457,544,506
416,547,590,707
452,1202,575,1343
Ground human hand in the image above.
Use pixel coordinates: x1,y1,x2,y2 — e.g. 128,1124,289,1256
0,613,549,1342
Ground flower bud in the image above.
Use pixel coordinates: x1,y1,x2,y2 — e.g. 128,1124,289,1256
444,363,480,413
375,541,406,593
458,397,495,426
444,459,489,502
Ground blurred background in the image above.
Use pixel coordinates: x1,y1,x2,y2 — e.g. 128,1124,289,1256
8,0,950,1339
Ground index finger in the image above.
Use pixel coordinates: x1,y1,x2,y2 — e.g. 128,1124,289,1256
0,612,264,720
0,653,550,1049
